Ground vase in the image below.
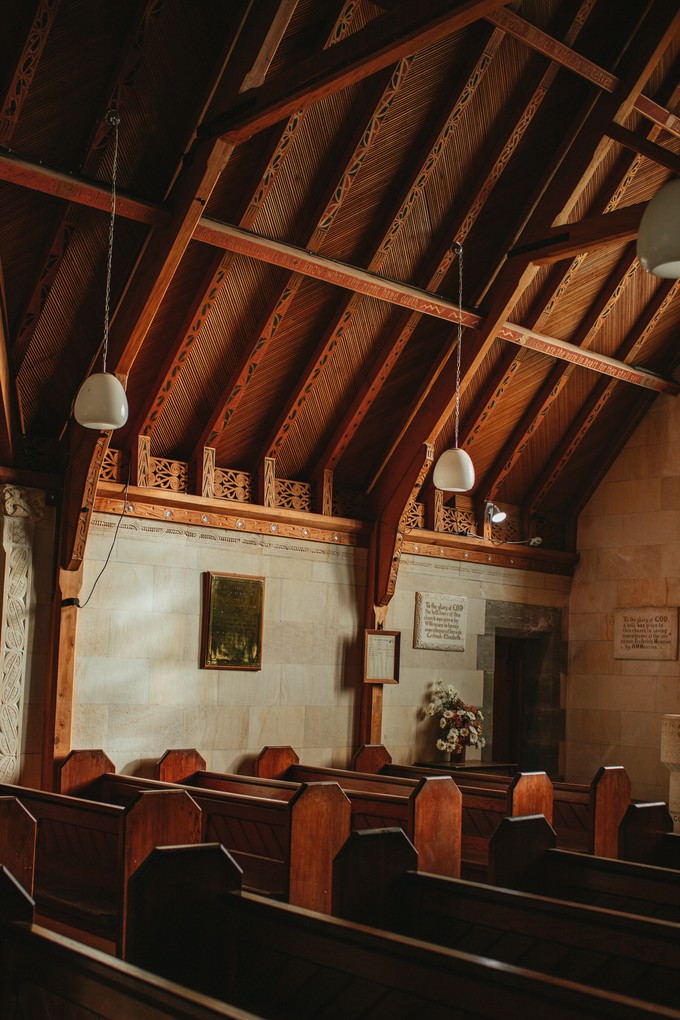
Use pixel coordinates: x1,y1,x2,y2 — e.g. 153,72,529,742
438,745,466,764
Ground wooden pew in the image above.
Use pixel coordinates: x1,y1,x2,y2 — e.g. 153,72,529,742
618,802,680,869
58,750,351,914
256,744,548,878
0,777,202,955
332,828,680,1009
0,796,36,895
125,844,680,1020
360,742,631,857
488,814,680,923
157,746,461,878
0,867,262,1020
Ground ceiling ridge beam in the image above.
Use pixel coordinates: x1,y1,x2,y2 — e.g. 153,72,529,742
130,0,362,441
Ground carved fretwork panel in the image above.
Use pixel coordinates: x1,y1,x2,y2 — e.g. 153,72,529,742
442,506,477,536
332,490,371,521
148,457,188,493
404,501,424,530
275,478,312,513
100,448,129,483
214,468,253,502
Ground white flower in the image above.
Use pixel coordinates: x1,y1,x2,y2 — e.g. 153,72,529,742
439,717,447,728
436,739,447,751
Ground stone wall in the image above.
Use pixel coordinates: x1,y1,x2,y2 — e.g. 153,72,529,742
568,391,680,801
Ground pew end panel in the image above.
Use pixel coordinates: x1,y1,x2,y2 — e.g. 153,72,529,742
488,814,557,889
58,749,116,796
287,782,352,915
118,788,203,957
0,797,36,896
332,827,417,927
592,765,632,858
619,802,679,868
508,772,553,824
126,843,243,988
351,744,392,774
411,775,462,878
255,745,299,779
156,748,207,783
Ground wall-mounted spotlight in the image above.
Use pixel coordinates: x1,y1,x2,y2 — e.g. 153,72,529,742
486,502,506,524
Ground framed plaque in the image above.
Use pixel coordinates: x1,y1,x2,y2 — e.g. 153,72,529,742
201,572,265,670
364,629,400,684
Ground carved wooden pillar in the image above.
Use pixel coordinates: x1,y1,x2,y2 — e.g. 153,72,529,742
259,456,276,508
42,563,83,790
192,446,215,499
0,486,45,783
314,467,333,517
133,434,151,487
425,486,444,531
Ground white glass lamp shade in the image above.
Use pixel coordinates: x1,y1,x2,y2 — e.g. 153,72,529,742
74,372,129,430
432,447,475,492
637,178,680,278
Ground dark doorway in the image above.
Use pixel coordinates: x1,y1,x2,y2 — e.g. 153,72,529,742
492,636,525,766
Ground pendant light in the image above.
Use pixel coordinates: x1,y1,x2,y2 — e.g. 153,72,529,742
432,242,475,492
74,110,129,430
636,177,680,278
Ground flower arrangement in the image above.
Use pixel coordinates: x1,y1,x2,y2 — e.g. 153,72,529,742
426,679,486,753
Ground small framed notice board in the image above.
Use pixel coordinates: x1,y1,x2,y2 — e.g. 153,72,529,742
364,629,400,684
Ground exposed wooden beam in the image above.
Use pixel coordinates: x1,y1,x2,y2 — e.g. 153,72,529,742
0,259,17,463
0,0,60,143
369,0,680,517
315,0,599,478
192,57,413,463
605,122,680,175
199,0,510,143
508,202,645,264
134,1,361,442
2,147,674,399
633,93,680,140
257,28,502,464
478,249,640,502
485,6,617,91
526,278,680,513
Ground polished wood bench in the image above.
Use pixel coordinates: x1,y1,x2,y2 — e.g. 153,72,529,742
618,802,680,868
160,746,462,878
58,750,351,915
360,742,631,857
488,814,680,923
0,866,262,1020
332,828,680,1009
256,744,548,878
125,843,680,1020
0,776,202,955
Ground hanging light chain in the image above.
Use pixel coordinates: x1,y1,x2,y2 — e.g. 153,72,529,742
102,110,120,375
453,240,463,450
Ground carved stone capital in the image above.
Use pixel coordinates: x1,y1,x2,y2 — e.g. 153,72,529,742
0,485,46,522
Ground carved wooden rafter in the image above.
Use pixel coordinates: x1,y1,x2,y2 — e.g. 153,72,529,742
527,278,680,513
479,249,641,502
314,0,599,479
369,2,680,525
10,0,164,376
257,28,502,466
132,1,358,441
192,54,413,461
0,260,17,463
0,0,61,143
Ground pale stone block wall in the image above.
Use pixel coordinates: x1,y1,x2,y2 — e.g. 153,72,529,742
72,515,568,775
568,392,680,801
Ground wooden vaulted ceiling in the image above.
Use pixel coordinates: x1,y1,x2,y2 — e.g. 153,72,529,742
0,0,679,566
